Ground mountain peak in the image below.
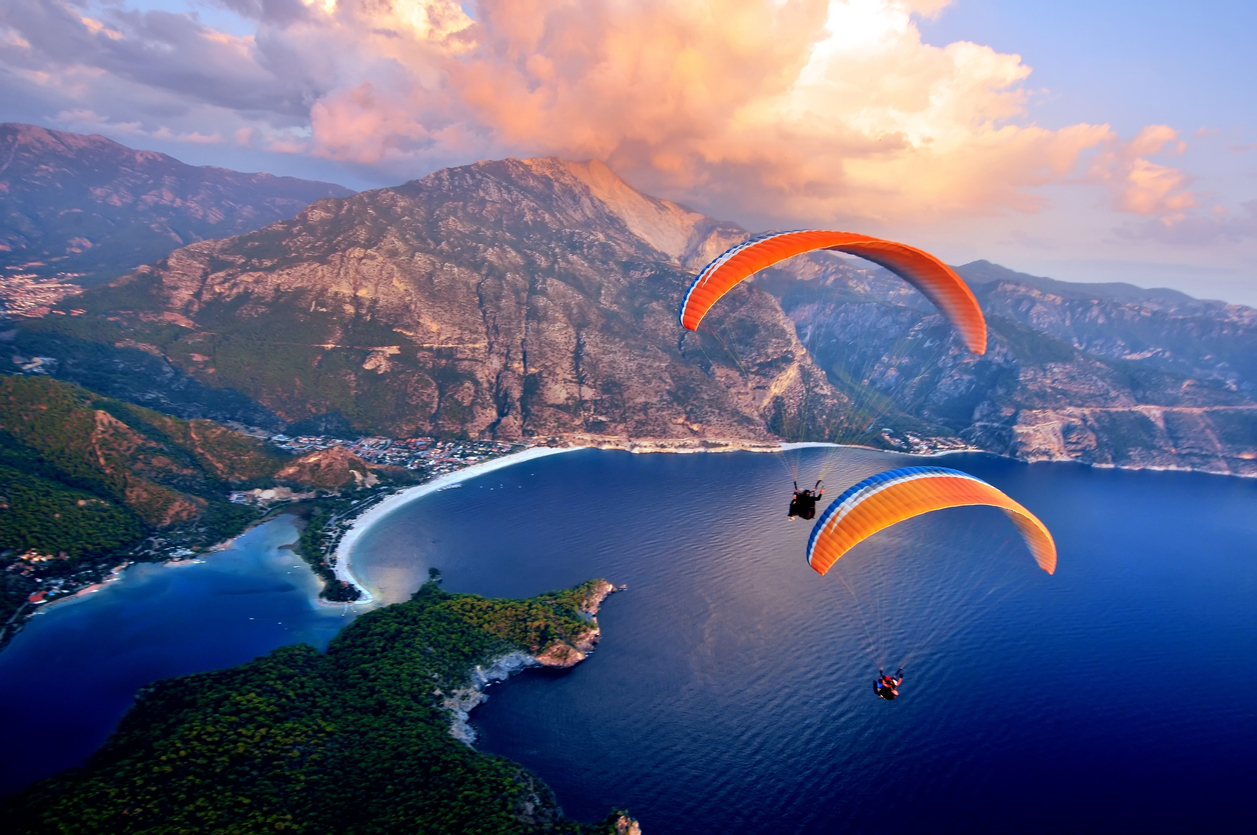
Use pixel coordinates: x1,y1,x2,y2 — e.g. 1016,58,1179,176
510,157,746,266
1,122,165,164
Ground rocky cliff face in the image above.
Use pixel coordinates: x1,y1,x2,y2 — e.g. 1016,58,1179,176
768,257,1257,474
14,154,1257,475
0,123,353,287
23,157,846,442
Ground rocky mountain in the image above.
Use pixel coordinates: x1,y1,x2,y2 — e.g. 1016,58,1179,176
0,123,353,288
9,156,1257,475
770,257,1257,474
13,158,847,443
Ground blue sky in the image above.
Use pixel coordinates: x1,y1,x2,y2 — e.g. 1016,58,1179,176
914,0,1257,296
2,0,1254,302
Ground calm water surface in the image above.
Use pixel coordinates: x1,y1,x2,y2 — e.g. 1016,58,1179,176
0,516,351,795
354,448,1257,831
3,450,1256,830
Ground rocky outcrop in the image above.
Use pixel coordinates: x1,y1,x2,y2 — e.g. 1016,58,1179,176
612,814,643,835
444,580,620,744
969,405,1257,475
444,651,540,744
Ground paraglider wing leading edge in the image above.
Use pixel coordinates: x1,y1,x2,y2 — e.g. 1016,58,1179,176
806,467,1056,576
678,230,988,355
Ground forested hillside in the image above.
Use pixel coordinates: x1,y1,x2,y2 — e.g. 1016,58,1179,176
0,376,386,641
3,581,633,835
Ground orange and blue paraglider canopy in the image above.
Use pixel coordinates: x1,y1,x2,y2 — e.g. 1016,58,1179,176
806,466,1056,576
679,230,987,355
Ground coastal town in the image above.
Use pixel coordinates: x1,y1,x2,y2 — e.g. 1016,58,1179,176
266,434,519,475
878,428,976,455
4,426,974,645
4,434,528,640
223,435,524,509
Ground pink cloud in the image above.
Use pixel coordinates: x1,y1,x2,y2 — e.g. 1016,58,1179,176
1089,125,1197,223
295,0,1131,225
4,0,1223,233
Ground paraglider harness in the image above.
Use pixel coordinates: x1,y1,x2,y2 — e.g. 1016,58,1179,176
874,669,903,701
788,480,824,520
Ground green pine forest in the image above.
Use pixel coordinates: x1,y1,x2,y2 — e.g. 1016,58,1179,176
0,375,384,636
3,580,630,834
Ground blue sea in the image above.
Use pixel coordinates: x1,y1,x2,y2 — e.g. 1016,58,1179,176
0,517,350,795
3,449,1256,830
355,448,1257,831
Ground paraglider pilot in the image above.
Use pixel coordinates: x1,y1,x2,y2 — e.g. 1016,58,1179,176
788,480,824,521
874,669,904,701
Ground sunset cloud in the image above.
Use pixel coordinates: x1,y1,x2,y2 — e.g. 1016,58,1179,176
1088,125,1197,224
0,0,1227,232
290,0,1133,225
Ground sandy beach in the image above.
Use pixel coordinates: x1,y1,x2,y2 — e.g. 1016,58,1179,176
332,446,585,603
330,439,982,605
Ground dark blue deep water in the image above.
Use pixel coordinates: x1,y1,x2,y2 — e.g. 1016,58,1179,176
2,450,1256,830
0,517,350,795
354,448,1257,832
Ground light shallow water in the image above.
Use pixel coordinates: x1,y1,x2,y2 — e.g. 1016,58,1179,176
354,448,1257,831
0,516,352,795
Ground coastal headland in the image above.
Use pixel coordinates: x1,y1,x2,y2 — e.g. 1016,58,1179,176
2,578,637,834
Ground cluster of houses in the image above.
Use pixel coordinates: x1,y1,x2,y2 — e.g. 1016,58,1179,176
878,428,975,454
267,434,519,474
0,272,84,318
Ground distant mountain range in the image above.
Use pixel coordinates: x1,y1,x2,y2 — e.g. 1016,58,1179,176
766,254,1257,473
6,142,1256,475
0,123,353,287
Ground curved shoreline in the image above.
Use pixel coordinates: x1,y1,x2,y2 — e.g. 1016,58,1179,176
329,439,950,605
332,447,585,603
329,439,992,606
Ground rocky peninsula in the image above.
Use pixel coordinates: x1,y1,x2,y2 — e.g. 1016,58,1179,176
444,579,619,743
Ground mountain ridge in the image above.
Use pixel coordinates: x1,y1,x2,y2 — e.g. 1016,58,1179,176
0,123,354,289
8,152,1257,475
16,156,847,444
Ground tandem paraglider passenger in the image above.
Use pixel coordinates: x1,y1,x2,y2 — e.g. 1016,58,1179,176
788,481,824,520
874,669,904,701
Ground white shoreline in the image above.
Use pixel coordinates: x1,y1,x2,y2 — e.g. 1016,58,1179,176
332,446,585,603
330,440,987,605
328,438,1253,606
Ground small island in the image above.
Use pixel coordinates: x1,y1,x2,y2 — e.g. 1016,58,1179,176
3,579,637,834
